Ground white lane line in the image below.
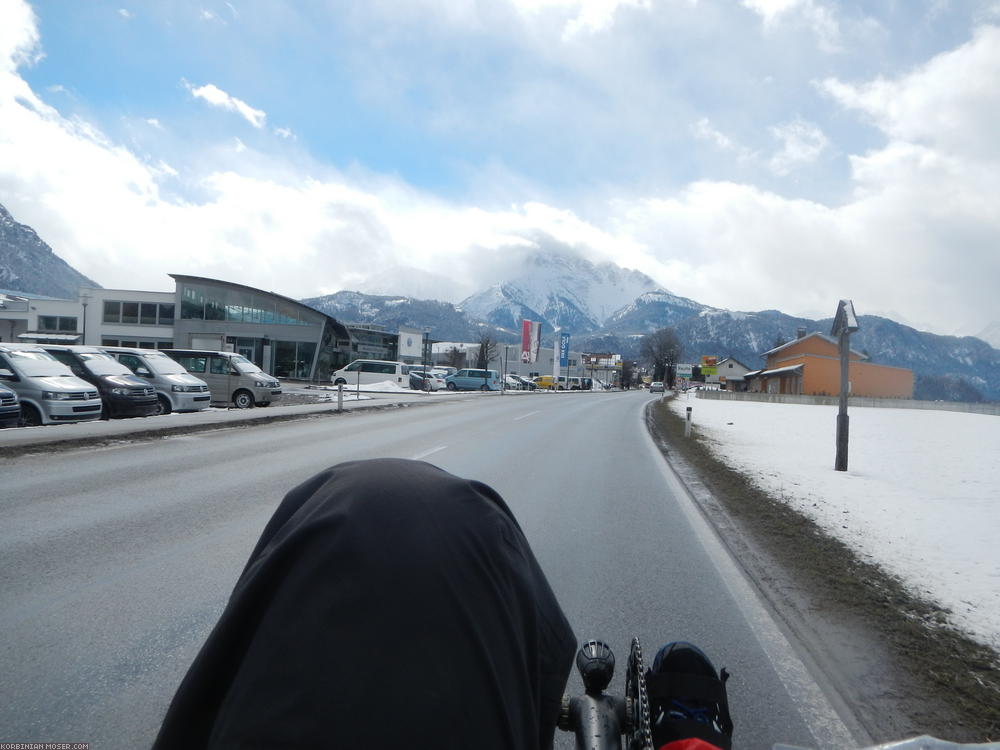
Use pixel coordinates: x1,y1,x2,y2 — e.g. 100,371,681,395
411,445,447,461
514,410,540,421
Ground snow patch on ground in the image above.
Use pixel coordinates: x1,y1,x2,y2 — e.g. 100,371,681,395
667,395,1000,650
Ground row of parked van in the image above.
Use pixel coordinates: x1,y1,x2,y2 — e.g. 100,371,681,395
0,343,282,427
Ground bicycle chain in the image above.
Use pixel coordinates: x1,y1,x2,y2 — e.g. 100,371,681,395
628,637,653,750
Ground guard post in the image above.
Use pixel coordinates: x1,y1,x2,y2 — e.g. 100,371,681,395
831,299,859,471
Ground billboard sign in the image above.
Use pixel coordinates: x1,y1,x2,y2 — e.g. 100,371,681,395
521,320,541,363
676,363,694,378
559,333,570,368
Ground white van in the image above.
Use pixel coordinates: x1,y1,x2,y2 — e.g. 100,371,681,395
163,349,282,409
331,360,412,388
102,346,212,415
0,343,104,426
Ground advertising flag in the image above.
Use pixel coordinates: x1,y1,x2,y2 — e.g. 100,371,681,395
559,332,570,368
521,320,541,363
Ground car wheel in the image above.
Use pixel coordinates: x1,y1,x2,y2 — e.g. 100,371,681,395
480,384,488,391
19,403,42,427
333,378,347,386
446,382,457,391
233,390,254,409
155,395,172,416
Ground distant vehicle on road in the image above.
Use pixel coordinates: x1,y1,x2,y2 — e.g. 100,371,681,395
445,368,501,391
0,344,103,426
41,344,159,419
102,346,211,415
164,349,282,408
649,381,665,393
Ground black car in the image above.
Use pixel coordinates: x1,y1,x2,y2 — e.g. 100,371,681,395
42,345,159,419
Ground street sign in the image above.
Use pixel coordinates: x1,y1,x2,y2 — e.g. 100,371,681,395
677,364,693,378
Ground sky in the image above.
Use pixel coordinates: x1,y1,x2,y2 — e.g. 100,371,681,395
1,0,999,337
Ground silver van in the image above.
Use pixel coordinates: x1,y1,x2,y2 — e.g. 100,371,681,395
331,359,412,388
102,346,212,415
0,343,103,426
163,349,282,408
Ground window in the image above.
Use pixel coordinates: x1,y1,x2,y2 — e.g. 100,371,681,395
121,302,139,324
118,354,143,372
37,315,77,332
159,304,174,323
175,355,207,374
103,301,120,323
210,357,231,375
140,303,158,325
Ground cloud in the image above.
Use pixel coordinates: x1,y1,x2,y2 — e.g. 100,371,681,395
509,0,652,39
146,117,162,129
768,118,829,175
1,1,998,337
184,81,266,128
118,8,132,19
742,0,843,52
0,0,42,72
273,126,294,140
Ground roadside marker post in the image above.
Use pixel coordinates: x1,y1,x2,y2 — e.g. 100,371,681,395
337,383,343,413
831,299,860,472
685,406,692,438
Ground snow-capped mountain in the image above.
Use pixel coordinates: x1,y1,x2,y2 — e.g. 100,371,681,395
976,322,1000,349
0,203,100,298
458,253,664,333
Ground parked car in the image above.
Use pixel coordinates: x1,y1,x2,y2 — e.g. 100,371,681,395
102,346,211,415
649,381,665,393
41,345,159,419
504,374,524,390
331,360,411,388
431,366,457,379
0,344,103,426
532,375,557,390
445,368,501,391
0,383,20,428
511,375,537,390
408,369,446,391
163,349,282,408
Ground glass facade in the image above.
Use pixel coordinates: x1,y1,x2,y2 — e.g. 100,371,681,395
38,316,78,332
180,285,310,326
172,277,353,382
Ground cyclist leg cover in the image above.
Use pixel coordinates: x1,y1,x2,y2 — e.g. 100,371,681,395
153,458,576,750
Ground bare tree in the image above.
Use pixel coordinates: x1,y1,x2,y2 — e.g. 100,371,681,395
445,346,465,369
475,333,497,369
640,327,682,384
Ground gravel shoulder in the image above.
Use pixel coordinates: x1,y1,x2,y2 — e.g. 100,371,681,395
646,398,1000,743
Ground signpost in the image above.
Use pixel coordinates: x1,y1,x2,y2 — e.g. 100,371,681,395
831,299,860,471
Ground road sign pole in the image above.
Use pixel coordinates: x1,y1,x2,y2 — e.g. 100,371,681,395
835,328,850,471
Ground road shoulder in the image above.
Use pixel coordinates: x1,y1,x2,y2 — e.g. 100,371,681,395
644,397,1000,743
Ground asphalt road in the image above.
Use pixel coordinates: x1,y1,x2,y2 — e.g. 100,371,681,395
0,390,858,749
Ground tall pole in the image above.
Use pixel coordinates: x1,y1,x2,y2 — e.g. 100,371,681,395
552,328,560,389
835,328,850,471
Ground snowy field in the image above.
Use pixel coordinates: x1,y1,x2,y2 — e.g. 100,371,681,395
667,394,1000,650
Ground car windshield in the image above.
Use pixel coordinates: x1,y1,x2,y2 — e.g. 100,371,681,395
232,355,263,375
4,349,70,377
140,352,187,375
77,352,133,376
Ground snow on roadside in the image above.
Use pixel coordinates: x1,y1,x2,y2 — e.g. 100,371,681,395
667,395,1000,650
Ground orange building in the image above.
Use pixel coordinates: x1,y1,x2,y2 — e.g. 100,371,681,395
746,333,913,398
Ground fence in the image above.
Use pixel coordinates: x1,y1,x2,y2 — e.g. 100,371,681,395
693,389,1000,416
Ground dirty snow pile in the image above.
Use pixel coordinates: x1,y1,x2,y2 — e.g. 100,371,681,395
668,395,1000,650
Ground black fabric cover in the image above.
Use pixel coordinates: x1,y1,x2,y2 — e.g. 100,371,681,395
153,458,576,750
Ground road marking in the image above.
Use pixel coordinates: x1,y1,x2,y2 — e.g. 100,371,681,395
411,445,447,461
514,410,540,421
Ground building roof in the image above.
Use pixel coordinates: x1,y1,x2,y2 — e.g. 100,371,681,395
717,357,752,370
761,331,868,360
169,274,351,340
0,289,69,301
757,363,804,377
17,332,81,342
